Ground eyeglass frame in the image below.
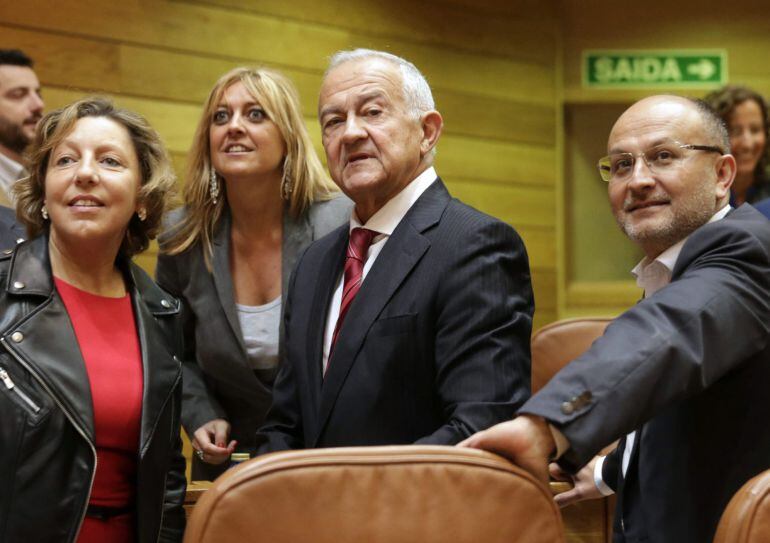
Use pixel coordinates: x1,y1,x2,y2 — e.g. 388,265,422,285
597,141,725,183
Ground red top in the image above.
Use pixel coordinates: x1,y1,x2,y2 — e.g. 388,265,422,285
55,278,143,543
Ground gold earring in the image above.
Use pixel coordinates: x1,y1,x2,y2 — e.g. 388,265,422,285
209,168,220,204
281,157,293,200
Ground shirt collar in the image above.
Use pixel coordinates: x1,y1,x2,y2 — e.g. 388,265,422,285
631,204,732,280
349,166,437,234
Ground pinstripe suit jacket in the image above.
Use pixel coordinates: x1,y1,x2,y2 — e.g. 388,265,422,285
256,178,534,451
522,204,770,543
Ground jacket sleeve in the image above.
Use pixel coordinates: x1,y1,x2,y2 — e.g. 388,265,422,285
155,250,227,437
158,382,187,543
415,219,534,444
520,216,770,472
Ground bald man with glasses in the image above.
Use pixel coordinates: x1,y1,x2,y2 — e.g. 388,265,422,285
463,95,770,543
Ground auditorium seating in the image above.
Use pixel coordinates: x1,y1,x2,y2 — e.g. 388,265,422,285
532,317,615,543
714,468,770,542
184,445,565,543
531,317,611,393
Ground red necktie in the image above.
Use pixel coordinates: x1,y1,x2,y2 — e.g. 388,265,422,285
328,227,376,369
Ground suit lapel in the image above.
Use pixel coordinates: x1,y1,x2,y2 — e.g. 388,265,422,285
312,179,450,445
281,209,313,298
211,209,248,357
305,227,348,400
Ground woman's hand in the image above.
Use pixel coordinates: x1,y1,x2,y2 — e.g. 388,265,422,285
191,419,237,465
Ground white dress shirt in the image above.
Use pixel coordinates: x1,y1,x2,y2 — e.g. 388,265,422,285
592,204,732,495
321,167,438,374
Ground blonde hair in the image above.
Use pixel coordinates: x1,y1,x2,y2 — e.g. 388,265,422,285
15,97,176,257
165,67,337,261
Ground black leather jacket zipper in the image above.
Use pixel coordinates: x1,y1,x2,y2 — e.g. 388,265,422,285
0,367,41,414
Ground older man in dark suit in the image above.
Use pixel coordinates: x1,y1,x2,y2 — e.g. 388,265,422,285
255,49,533,451
463,95,770,543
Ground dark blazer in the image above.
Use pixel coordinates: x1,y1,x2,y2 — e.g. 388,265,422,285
751,198,770,220
155,197,351,466
521,204,770,543
0,235,186,543
256,178,533,451
0,205,26,250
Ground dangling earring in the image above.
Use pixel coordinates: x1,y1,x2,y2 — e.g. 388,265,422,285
137,208,147,222
41,205,48,220
281,174,293,200
209,168,220,205
281,157,293,200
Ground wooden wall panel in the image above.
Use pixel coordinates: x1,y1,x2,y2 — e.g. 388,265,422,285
184,0,557,64
439,138,555,187
0,1,555,103
446,181,555,229
439,0,557,20
2,0,561,330
0,24,555,149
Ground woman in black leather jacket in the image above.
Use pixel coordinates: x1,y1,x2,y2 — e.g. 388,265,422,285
0,97,186,542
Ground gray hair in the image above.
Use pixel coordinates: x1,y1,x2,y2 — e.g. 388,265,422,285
325,49,435,119
689,97,731,153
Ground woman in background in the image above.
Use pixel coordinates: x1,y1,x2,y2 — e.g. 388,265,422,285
0,97,185,542
705,85,770,209
157,67,350,480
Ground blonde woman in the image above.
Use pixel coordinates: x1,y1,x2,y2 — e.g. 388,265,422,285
156,67,350,480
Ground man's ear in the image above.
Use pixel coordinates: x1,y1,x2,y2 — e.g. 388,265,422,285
714,153,736,200
419,110,443,156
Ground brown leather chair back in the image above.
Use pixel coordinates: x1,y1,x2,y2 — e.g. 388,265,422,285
531,318,611,393
184,446,566,543
714,469,770,542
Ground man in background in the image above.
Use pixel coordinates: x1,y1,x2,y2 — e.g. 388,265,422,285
0,49,43,206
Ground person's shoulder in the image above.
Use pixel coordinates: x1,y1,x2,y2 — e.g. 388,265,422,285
0,205,15,225
0,206,25,251
128,259,181,314
445,197,501,225
157,205,195,252
686,205,770,262
159,206,187,236
441,195,521,244
705,204,770,241
307,193,353,238
752,198,770,220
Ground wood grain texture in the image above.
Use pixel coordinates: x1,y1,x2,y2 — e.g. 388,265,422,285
178,0,557,64
3,0,560,326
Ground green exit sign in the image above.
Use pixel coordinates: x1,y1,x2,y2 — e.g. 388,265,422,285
583,50,727,88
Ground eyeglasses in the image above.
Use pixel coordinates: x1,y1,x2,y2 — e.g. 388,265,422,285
597,141,724,183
